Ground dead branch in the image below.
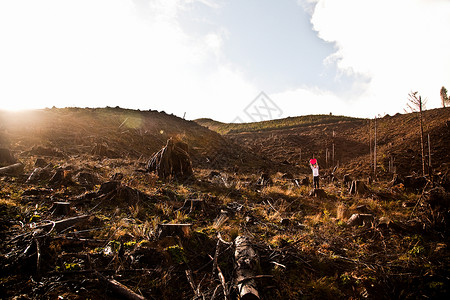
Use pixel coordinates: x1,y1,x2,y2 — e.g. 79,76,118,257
185,269,201,298
95,271,146,300
217,264,229,300
35,214,89,234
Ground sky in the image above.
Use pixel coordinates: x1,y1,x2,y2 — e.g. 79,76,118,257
0,0,449,122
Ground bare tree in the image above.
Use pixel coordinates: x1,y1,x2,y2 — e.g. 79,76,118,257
406,91,427,176
440,86,449,107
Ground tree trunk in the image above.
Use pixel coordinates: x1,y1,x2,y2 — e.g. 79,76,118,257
419,105,425,176
234,236,260,300
374,117,377,178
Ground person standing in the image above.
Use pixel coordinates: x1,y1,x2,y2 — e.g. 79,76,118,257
310,159,319,189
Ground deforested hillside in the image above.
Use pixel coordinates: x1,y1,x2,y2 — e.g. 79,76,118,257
0,107,269,172
198,108,450,179
0,107,449,299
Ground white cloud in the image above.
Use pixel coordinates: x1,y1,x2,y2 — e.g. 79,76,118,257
307,0,450,115
3,0,447,122
0,0,256,121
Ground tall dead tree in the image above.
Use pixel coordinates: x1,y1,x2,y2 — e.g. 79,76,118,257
440,86,448,108
373,117,377,177
368,119,372,170
406,91,427,176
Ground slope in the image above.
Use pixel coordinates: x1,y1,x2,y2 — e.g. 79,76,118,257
0,107,267,172
197,108,450,178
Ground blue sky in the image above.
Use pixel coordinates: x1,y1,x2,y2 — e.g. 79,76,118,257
0,0,449,122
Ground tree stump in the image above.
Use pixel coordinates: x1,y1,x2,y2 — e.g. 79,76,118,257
180,199,206,214
309,188,327,198
0,148,16,166
234,235,260,300
256,173,272,186
301,176,310,186
26,167,52,184
156,223,192,239
347,213,374,226
34,158,48,168
349,180,369,195
147,138,193,180
51,202,71,216
343,174,353,187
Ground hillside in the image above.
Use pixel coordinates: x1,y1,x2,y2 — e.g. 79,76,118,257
196,114,361,135
0,107,271,173
198,108,450,179
0,107,449,299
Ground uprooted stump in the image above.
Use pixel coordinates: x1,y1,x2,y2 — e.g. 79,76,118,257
147,138,193,180
235,235,260,300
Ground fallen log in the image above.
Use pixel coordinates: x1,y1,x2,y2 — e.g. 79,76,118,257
0,163,23,176
234,235,260,300
95,271,146,300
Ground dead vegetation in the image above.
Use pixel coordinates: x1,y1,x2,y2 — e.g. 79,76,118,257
0,107,449,299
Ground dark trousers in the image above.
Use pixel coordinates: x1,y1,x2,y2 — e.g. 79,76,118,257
313,176,319,189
